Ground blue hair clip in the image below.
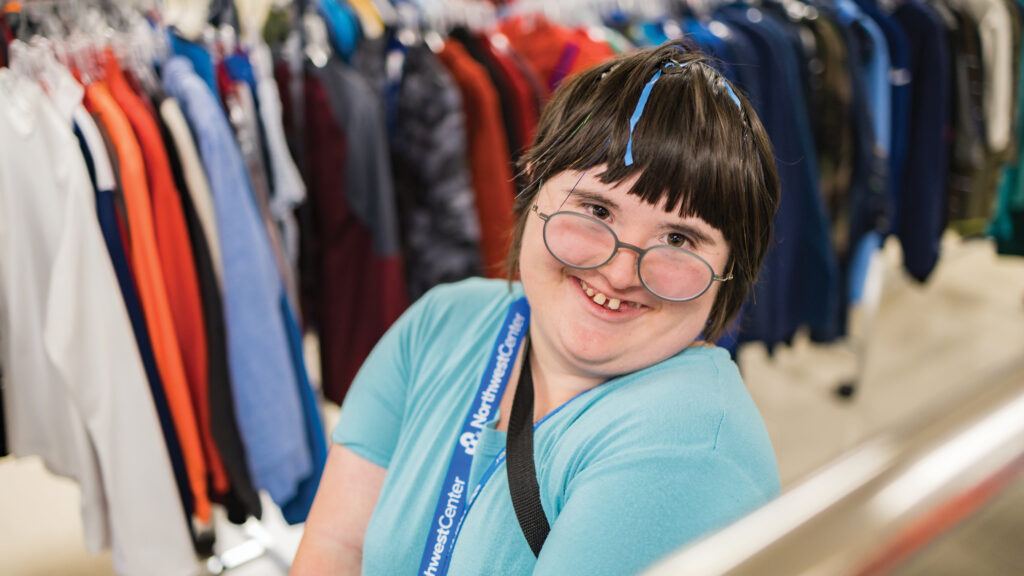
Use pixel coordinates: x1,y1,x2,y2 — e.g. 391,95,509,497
623,61,743,167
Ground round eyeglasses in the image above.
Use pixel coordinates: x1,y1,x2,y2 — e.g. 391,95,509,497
532,205,733,302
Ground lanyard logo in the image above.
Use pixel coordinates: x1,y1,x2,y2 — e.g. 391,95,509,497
458,432,478,456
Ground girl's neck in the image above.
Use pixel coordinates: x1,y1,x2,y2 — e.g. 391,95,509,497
494,329,606,431
527,336,605,420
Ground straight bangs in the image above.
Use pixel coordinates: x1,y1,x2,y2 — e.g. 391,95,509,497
521,49,766,270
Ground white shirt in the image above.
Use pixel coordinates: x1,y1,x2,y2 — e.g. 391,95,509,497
0,67,197,576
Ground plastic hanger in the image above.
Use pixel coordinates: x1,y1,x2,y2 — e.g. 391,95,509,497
302,8,330,67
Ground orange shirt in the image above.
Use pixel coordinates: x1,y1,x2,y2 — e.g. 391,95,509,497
105,52,230,497
438,40,516,278
84,79,212,523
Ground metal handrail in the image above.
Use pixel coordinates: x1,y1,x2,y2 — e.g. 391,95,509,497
642,358,1024,576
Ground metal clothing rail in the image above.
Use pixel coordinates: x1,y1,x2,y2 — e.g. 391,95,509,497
642,356,1024,576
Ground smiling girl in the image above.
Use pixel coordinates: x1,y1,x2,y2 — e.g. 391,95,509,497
292,41,781,576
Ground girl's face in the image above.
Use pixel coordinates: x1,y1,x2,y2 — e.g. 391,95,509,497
519,167,731,381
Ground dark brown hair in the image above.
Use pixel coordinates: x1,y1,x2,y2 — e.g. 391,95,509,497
507,40,780,342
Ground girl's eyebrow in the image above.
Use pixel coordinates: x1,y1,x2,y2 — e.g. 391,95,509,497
561,189,621,211
565,188,718,246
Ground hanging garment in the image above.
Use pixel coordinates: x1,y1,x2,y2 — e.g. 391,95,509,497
158,96,264,522
946,0,1016,233
502,39,547,130
163,56,313,506
810,0,890,314
0,67,197,576
712,18,764,109
391,42,482,298
278,299,328,525
717,6,839,348
437,40,517,280
303,57,408,405
0,20,11,460
499,14,615,95
251,39,307,278
990,0,1024,255
893,0,952,282
945,3,988,225
158,94,225,285
450,28,524,162
0,380,6,458
84,77,212,524
481,32,543,157
955,0,1016,157
799,11,856,229
170,33,222,102
384,37,411,141
222,58,300,310
105,52,232,499
856,0,913,231
2,73,108,554
799,0,885,340
76,106,196,540
835,0,894,237
320,0,361,63
218,68,325,518
0,19,7,68
991,0,1024,253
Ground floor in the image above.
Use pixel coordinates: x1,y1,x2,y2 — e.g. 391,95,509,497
2,233,1024,575
896,473,1024,576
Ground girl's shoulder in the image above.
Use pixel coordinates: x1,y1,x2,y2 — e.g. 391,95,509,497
402,277,522,337
541,345,779,494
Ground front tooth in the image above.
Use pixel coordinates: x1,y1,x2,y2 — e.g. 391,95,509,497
608,298,621,310
593,293,607,305
586,288,595,297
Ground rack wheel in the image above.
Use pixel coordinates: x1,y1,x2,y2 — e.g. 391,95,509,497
835,382,857,400
195,528,216,558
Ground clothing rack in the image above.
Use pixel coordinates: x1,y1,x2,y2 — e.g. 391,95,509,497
3,1,323,572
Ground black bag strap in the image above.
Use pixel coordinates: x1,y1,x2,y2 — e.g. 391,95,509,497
506,340,551,557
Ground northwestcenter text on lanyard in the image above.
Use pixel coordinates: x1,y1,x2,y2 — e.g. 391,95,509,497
418,297,530,576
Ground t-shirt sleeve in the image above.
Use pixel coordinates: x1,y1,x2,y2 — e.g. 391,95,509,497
533,446,774,576
331,288,435,468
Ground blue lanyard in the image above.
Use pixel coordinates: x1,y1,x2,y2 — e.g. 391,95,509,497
418,297,530,576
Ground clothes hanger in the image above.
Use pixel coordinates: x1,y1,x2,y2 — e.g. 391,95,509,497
163,0,212,42
408,0,445,53
219,21,237,55
126,11,162,94
366,0,399,27
389,0,423,49
302,6,330,67
234,0,273,45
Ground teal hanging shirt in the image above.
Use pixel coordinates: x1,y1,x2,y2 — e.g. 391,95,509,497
334,278,780,575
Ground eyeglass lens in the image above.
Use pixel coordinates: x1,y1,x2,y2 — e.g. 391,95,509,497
543,212,714,301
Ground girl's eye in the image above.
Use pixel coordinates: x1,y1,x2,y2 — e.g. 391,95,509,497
586,204,611,220
666,232,692,248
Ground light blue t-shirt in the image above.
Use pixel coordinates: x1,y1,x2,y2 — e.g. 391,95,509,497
334,278,780,575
